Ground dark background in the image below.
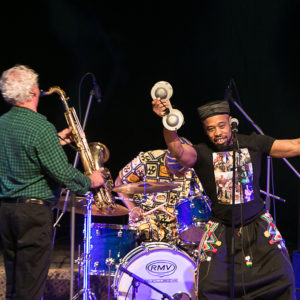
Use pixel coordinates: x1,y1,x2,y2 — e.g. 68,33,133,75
0,1,299,252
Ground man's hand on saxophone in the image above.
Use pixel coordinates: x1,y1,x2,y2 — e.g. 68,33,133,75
58,127,74,146
88,168,106,188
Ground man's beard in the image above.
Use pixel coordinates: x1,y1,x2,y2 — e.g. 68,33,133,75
214,143,229,151
213,135,233,151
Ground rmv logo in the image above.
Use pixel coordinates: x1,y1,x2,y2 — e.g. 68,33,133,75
146,260,177,277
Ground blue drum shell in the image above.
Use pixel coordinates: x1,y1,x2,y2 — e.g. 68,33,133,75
89,223,137,276
175,196,211,243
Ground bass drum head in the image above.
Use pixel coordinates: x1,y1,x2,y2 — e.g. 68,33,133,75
113,242,197,300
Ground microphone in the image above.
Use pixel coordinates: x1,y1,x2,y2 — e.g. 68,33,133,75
91,74,102,103
151,81,184,131
230,118,239,133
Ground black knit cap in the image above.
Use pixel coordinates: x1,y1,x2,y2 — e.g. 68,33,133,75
197,100,230,121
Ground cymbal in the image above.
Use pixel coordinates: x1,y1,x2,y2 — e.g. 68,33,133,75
112,182,180,194
55,196,129,216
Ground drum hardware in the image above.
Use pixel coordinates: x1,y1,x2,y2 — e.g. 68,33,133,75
73,193,97,300
177,241,199,261
106,250,113,300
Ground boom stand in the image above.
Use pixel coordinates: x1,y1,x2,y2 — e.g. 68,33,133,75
118,265,174,300
230,131,239,300
73,192,97,300
228,87,300,209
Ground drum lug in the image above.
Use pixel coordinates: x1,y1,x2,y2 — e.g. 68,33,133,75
193,248,199,258
96,229,101,236
192,215,198,222
93,261,99,269
117,229,123,237
190,201,195,209
176,223,181,229
141,242,150,252
174,209,178,216
105,257,115,267
171,244,178,251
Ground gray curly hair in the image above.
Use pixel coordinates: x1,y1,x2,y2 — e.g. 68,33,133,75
0,65,39,105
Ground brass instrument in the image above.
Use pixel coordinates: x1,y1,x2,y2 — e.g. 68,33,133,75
41,86,116,214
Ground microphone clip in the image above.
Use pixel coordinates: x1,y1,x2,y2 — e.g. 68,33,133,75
91,74,102,103
230,118,240,151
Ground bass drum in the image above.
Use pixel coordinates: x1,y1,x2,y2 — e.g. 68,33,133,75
113,242,197,300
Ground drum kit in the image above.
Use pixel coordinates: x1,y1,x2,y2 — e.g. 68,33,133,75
57,181,211,300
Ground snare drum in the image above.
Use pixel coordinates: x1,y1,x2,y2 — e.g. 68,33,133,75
175,196,211,243
113,242,197,299
89,223,137,276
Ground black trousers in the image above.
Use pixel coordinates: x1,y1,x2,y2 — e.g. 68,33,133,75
0,202,53,300
196,213,296,300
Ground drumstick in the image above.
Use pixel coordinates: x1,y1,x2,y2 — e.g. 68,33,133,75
143,203,175,218
143,203,166,216
159,207,176,218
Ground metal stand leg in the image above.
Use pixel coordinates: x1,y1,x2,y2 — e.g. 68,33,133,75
73,193,97,300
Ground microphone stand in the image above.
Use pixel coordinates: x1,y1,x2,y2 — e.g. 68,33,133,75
118,265,174,300
71,90,97,299
230,128,240,300
229,95,300,194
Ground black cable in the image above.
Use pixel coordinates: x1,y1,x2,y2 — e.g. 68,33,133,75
57,135,79,152
77,72,95,123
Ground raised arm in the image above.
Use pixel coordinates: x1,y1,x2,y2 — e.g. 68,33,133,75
152,98,197,168
269,138,300,158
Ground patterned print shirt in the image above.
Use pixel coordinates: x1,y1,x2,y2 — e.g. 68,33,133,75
0,106,90,203
119,150,205,240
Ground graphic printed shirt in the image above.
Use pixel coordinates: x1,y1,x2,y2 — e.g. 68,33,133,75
193,132,275,226
213,148,254,205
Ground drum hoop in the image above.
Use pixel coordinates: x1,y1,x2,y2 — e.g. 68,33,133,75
175,195,209,208
91,223,136,231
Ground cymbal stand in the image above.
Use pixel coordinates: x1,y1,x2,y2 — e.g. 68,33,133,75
190,173,211,213
106,249,112,300
73,192,97,300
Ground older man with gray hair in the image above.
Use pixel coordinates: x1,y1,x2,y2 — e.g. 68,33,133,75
0,65,105,300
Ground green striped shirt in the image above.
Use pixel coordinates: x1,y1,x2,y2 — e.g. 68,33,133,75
0,106,91,203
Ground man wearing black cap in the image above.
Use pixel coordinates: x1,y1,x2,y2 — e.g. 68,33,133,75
152,98,299,299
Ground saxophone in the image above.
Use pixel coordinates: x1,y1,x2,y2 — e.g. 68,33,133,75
41,86,116,214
